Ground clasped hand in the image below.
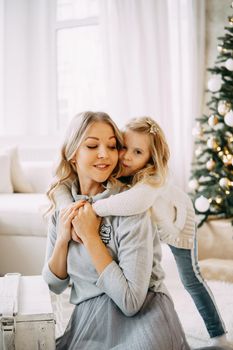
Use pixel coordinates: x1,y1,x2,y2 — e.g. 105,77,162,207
58,200,101,245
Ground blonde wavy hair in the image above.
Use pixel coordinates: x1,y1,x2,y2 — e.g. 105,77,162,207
124,116,170,187
46,111,123,215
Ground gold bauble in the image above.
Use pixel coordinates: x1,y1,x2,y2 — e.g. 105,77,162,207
228,16,233,25
207,137,218,150
206,159,216,170
218,100,232,116
208,115,219,128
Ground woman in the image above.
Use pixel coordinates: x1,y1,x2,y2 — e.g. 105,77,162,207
42,111,191,350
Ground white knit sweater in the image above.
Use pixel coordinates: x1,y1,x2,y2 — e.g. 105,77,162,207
54,181,196,249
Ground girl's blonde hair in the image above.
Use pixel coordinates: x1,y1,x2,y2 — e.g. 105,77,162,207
46,111,123,214
124,116,170,187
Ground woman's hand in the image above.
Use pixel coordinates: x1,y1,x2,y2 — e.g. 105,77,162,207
72,202,102,246
71,226,83,244
58,200,86,244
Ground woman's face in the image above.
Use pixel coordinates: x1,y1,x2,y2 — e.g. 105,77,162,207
73,121,119,192
119,130,151,177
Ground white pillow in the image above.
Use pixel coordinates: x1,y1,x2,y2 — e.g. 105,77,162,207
1,147,33,193
0,153,13,193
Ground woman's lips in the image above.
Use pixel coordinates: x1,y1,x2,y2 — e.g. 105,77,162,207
94,164,111,170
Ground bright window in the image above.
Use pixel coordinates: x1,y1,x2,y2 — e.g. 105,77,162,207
56,0,106,130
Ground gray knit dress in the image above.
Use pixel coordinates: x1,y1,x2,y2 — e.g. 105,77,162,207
42,184,190,350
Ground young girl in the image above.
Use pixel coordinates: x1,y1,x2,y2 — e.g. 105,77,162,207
43,111,192,350
54,116,232,349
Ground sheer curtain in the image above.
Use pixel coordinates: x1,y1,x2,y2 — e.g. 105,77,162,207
100,0,205,189
1,0,56,137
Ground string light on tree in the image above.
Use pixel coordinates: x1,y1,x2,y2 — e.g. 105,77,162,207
215,196,222,204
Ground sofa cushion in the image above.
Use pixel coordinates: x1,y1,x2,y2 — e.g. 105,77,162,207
0,194,49,237
1,146,33,193
22,161,53,193
0,153,13,193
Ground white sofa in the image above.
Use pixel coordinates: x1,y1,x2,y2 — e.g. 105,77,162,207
0,161,53,275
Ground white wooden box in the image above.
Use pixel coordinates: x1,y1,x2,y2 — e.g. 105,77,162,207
0,274,55,350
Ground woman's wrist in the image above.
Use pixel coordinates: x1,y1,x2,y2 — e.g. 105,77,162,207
85,236,113,274
56,235,70,248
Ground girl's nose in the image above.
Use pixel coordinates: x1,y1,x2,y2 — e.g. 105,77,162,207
121,149,131,161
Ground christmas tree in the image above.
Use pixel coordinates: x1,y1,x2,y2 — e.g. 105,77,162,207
189,2,233,227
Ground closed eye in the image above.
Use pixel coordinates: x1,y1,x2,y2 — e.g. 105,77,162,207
87,145,97,149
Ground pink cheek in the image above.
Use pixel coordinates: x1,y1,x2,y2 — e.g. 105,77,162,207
119,149,125,159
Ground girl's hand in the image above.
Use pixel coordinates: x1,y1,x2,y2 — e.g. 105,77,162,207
58,200,86,244
72,202,102,246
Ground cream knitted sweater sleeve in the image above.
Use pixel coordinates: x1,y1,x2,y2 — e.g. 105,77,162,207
92,183,164,216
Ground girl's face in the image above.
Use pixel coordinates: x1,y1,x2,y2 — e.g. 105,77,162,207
119,130,151,177
73,121,118,193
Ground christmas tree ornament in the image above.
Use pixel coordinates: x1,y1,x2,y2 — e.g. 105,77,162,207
195,146,202,157
207,137,218,150
206,159,216,170
218,100,232,116
208,114,219,128
225,58,233,71
194,196,210,213
214,122,224,131
215,196,222,204
188,179,199,191
207,75,222,92
223,153,233,165
217,45,224,53
228,15,233,25
219,177,230,189
192,123,203,138
224,110,233,127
